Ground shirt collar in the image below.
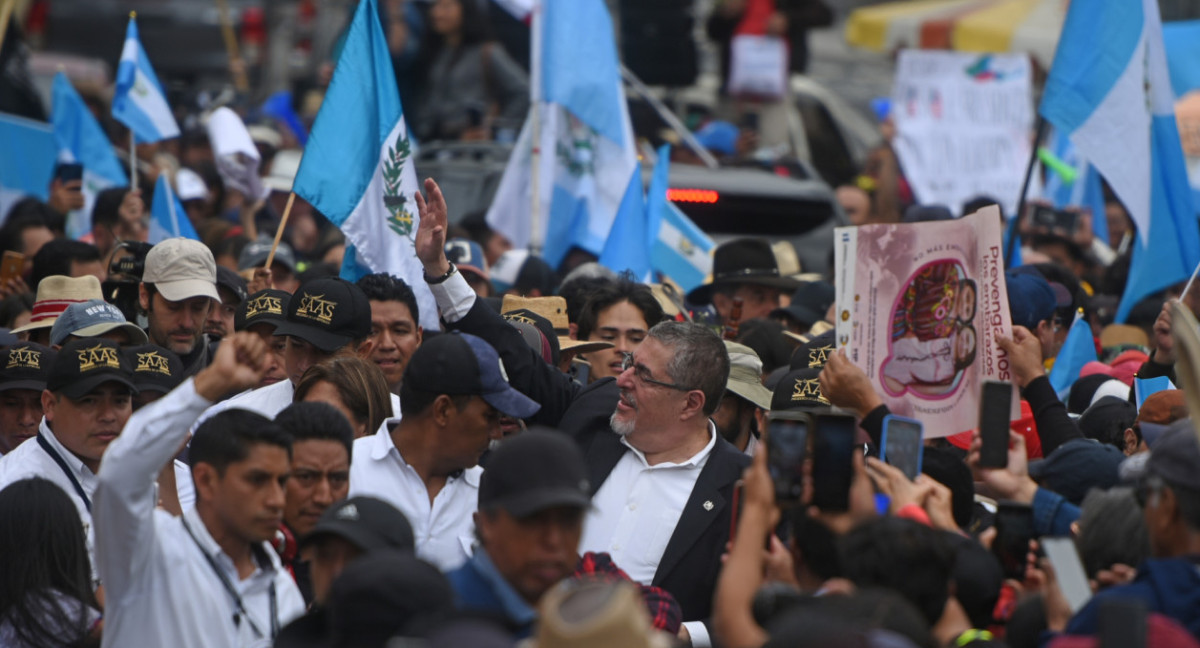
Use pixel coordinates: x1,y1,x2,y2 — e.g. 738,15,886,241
182,508,283,578
470,549,538,626
619,421,718,469
39,418,96,478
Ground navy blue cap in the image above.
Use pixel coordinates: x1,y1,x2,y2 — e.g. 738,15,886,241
1005,271,1057,330
402,332,540,419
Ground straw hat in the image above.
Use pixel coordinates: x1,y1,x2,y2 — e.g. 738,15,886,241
500,295,614,355
11,275,104,334
521,580,673,648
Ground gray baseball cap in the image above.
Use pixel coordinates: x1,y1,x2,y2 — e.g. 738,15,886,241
50,300,148,347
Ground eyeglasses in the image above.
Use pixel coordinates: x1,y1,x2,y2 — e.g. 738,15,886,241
620,352,690,391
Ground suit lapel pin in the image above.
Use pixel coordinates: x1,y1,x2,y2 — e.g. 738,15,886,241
703,500,714,511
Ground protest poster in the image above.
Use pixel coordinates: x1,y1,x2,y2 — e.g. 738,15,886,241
833,207,1018,437
892,50,1033,217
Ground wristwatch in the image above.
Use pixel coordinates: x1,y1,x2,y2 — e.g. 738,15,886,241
424,262,457,284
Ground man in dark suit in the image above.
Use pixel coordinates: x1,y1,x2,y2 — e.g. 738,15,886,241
414,179,749,647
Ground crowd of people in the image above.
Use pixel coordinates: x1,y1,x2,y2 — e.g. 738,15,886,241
1,1,1199,648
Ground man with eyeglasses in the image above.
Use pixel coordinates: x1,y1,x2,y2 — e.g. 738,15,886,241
413,179,748,647
1048,422,1200,639
272,402,355,605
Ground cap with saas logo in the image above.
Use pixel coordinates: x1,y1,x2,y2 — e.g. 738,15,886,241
142,238,220,302
771,367,831,411
235,289,291,331
46,338,137,399
0,343,56,392
272,277,371,353
402,332,541,419
124,344,184,395
49,299,149,347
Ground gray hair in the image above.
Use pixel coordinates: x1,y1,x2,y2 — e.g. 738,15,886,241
1075,487,1149,579
648,321,729,416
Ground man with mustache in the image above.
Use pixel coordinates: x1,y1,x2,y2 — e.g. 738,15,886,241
414,179,747,646
140,238,221,378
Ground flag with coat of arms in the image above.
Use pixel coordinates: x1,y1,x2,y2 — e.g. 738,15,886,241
290,0,437,330
111,14,179,144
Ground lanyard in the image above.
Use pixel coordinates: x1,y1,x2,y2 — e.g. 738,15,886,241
180,515,278,640
37,433,91,512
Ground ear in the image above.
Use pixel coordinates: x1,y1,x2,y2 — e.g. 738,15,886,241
568,323,578,340
1123,428,1137,455
431,394,455,426
415,326,424,345
192,463,220,506
355,337,376,360
41,390,56,422
679,390,706,422
138,284,150,312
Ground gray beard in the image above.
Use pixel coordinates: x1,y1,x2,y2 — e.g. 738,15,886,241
610,410,635,437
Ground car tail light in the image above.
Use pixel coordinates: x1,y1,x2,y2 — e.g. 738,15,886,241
666,188,719,204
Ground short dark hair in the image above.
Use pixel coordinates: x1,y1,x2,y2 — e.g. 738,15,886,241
839,517,955,627
647,321,729,416
30,239,102,289
0,478,98,648
190,409,293,474
398,382,471,418
576,278,665,341
92,187,128,230
1076,487,1149,579
275,402,355,462
0,203,51,254
558,275,616,324
356,273,420,324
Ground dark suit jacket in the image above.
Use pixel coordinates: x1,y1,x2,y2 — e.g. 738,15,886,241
451,301,749,624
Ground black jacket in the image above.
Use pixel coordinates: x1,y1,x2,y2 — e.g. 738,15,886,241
450,300,749,624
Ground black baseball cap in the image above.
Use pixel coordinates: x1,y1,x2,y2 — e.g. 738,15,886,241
770,367,831,411
235,289,291,331
272,278,371,353
300,496,416,552
479,430,591,518
791,328,835,370
402,332,541,419
326,551,453,645
46,338,137,399
0,342,55,392
124,344,185,395
215,266,248,304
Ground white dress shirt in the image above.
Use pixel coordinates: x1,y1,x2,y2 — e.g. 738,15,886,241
348,421,479,571
95,380,305,648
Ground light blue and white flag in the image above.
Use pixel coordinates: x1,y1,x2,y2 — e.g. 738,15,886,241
647,146,714,293
0,112,56,222
1041,127,1108,246
51,72,129,238
290,0,437,330
148,173,199,244
1048,309,1096,398
598,162,650,279
486,0,639,270
1040,0,1200,322
112,15,180,143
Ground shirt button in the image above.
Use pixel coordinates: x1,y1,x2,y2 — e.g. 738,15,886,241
628,502,637,511
612,544,621,551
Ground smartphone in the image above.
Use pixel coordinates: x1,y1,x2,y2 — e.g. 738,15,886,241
0,251,24,285
810,413,857,512
992,501,1035,580
1099,598,1146,648
1041,536,1093,613
880,415,924,480
1052,208,1080,233
979,381,1013,468
54,162,83,184
766,411,811,504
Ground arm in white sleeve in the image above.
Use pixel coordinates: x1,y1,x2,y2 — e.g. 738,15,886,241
427,270,477,323
93,379,212,600
683,621,712,648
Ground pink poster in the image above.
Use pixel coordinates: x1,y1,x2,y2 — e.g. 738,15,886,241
833,207,1018,437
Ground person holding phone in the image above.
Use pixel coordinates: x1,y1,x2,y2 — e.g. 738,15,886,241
47,163,85,217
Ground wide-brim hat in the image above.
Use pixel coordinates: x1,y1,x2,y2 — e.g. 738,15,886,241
686,238,801,304
724,341,773,410
500,295,614,356
11,275,104,334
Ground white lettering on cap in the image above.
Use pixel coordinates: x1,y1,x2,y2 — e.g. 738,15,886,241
337,503,359,520
497,358,509,383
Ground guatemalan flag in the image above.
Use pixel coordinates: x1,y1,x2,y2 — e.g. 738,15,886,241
52,72,129,238
646,145,714,293
1040,0,1200,322
148,173,200,244
486,0,641,270
112,14,180,143
290,0,437,330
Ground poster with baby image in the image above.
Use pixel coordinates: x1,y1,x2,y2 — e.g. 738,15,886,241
833,206,1018,437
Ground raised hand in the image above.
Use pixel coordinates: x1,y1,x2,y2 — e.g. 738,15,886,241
414,177,451,276
194,332,269,401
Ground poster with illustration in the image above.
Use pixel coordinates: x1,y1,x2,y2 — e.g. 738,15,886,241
833,207,1018,437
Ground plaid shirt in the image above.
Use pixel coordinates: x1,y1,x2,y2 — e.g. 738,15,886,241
575,551,682,634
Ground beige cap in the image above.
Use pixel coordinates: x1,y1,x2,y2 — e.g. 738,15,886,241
523,580,673,648
500,295,615,355
142,238,219,302
723,340,773,410
11,275,104,334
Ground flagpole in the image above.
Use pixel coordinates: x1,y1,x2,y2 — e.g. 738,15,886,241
528,0,543,257
129,131,138,192
0,0,16,55
1180,258,1200,302
265,192,296,269
215,0,250,93
1006,116,1048,268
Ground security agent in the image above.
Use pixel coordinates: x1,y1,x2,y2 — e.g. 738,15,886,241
0,342,55,456
0,338,135,566
94,332,305,648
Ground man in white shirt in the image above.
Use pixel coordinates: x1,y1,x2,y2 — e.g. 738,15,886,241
0,342,54,456
0,337,136,563
349,331,540,571
95,332,305,648
198,276,396,425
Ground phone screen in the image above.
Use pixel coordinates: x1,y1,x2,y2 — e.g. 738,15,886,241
979,381,1012,468
992,502,1035,580
1053,208,1080,233
882,416,924,480
0,251,24,285
1041,537,1093,613
1030,204,1059,229
55,162,83,183
810,414,856,512
767,415,809,504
